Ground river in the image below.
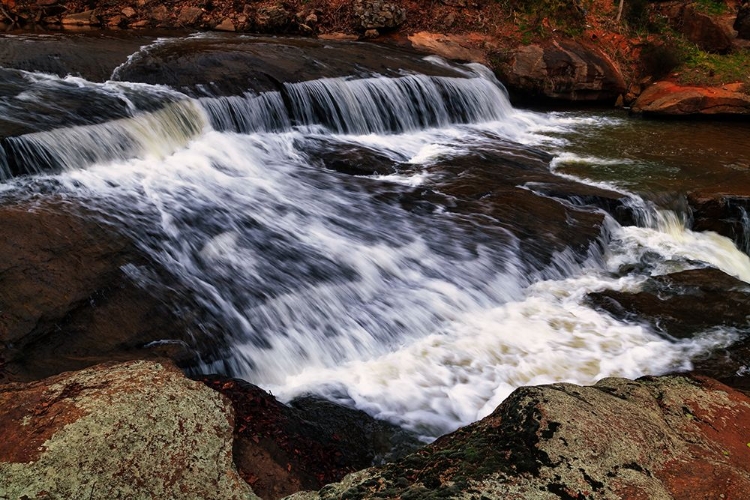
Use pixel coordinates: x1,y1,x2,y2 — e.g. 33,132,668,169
1,32,748,439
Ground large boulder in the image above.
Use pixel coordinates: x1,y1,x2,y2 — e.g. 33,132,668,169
0,360,258,499
491,38,626,102
288,375,750,499
632,81,750,116
681,3,734,53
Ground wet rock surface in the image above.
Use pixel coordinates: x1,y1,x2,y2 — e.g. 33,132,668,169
0,360,258,499
287,375,750,500
688,188,750,254
0,200,219,383
632,81,750,117
587,267,750,340
196,375,421,500
491,38,626,102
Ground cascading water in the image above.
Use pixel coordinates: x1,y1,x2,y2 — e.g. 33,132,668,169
1,35,748,439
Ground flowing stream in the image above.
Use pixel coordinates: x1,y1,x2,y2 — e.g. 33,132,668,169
1,33,749,439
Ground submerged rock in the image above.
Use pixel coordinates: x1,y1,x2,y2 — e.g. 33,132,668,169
491,38,626,102
632,81,750,117
197,375,421,500
0,360,258,499
287,375,750,499
587,267,750,340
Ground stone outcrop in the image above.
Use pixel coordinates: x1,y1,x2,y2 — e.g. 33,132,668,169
632,81,750,116
353,0,406,32
0,360,258,499
680,3,734,53
288,375,750,499
197,375,421,500
688,189,750,254
491,38,626,102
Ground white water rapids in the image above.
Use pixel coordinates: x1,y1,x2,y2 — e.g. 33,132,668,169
2,52,749,439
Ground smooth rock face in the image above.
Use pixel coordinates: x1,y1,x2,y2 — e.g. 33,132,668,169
0,360,258,500
632,81,750,116
491,38,626,102
288,375,750,499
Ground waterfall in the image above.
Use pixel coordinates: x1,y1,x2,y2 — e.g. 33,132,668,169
199,73,514,135
2,100,208,179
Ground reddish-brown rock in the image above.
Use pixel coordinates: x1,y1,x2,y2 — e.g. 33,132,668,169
632,81,750,116
680,3,734,53
491,38,626,102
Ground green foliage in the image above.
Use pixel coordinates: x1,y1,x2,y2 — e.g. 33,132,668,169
678,47,750,87
692,0,729,16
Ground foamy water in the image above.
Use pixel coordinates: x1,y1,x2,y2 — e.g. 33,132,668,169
2,52,748,440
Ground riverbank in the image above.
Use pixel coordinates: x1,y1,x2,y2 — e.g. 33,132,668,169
1,12,750,500
2,0,750,113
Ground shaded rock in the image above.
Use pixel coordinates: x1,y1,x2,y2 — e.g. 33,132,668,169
681,3,733,53
632,81,750,116
216,17,235,32
255,4,290,32
298,138,399,176
196,375,421,500
110,35,465,97
689,189,750,254
0,360,258,499
0,201,220,383
736,3,750,39
407,31,491,64
526,180,637,226
587,267,750,339
288,375,750,499
178,6,203,26
151,4,169,22
491,38,626,102
422,145,611,268
353,0,406,31
60,9,97,26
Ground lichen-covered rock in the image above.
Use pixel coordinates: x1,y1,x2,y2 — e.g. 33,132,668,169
255,4,290,32
632,81,750,116
353,0,406,31
491,38,626,102
286,375,750,499
0,360,258,500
